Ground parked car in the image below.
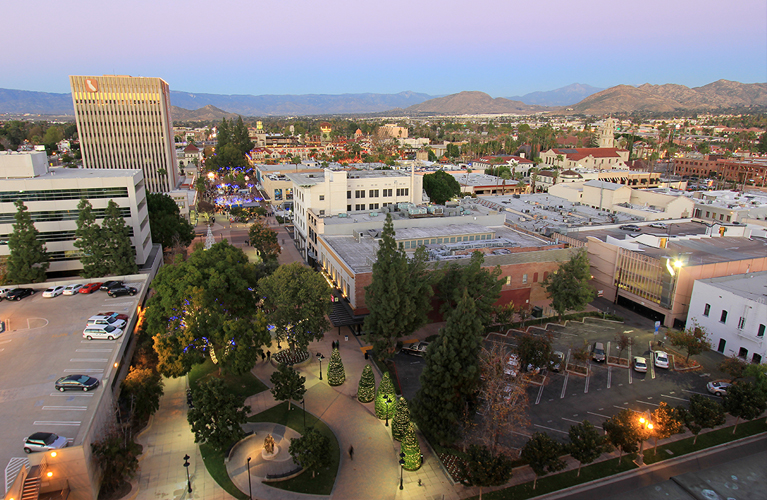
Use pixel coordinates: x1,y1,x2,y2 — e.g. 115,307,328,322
654,351,670,369
619,224,641,231
62,284,84,295
100,281,123,291
649,222,668,229
401,341,429,356
707,381,731,396
79,282,103,294
83,325,124,340
0,287,15,300
6,288,36,301
87,315,126,329
42,285,66,298
23,432,68,454
55,374,100,392
97,311,130,321
592,342,606,363
549,351,565,372
633,356,648,373
107,286,137,298
505,354,520,378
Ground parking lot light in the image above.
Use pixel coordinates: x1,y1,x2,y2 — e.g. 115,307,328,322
635,412,653,466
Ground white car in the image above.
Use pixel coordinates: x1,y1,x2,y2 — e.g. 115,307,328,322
707,381,731,397
83,325,124,341
649,222,668,229
505,353,520,378
42,286,65,298
62,284,84,295
87,315,127,329
654,351,670,369
633,356,648,373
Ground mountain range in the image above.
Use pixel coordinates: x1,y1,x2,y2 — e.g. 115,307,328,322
0,80,764,119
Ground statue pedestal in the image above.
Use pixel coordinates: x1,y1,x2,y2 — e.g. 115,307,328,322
261,445,280,461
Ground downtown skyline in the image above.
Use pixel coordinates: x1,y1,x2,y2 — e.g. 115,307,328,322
2,0,766,98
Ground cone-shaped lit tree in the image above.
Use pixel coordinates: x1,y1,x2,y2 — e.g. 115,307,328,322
401,422,422,471
392,397,411,441
357,365,376,403
327,348,346,386
375,372,396,420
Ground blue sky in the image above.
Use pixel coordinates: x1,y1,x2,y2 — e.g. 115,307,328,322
3,0,766,97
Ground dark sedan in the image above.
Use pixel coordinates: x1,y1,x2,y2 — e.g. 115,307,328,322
100,281,123,291
107,286,137,298
55,374,100,392
6,288,36,301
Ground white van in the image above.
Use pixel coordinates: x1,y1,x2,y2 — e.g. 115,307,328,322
83,325,123,340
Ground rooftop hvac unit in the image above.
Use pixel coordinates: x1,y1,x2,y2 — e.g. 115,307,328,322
370,212,378,217
338,213,348,218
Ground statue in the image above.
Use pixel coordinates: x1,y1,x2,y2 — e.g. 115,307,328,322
264,434,275,455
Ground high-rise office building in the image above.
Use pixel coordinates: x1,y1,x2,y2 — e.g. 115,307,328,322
70,75,178,192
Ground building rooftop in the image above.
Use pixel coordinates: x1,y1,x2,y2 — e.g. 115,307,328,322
685,189,767,210
10,166,143,181
640,236,767,267
696,270,767,303
449,172,523,187
584,180,627,190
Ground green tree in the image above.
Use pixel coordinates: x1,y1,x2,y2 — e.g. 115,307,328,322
120,366,164,423
74,198,109,277
375,372,397,420
650,402,684,453
521,432,566,490
269,364,307,410
187,377,250,452
435,251,503,328
679,394,725,444
541,249,595,320
258,263,331,352
722,382,767,434
391,396,411,441
289,427,330,478
357,365,376,403
90,428,140,494
423,170,461,204
326,348,346,386
412,291,484,446
516,332,553,373
459,444,513,500
603,409,642,464
568,420,611,476
148,241,270,377
667,321,713,363
401,421,422,471
6,200,49,284
363,214,433,360
147,193,195,251
248,219,281,261
102,200,138,275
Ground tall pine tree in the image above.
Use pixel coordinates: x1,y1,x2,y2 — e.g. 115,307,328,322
391,396,411,441
74,198,108,278
412,290,484,446
401,422,422,471
357,365,376,403
102,200,138,275
363,213,432,359
327,348,346,386
7,200,49,283
375,372,396,420
435,251,503,328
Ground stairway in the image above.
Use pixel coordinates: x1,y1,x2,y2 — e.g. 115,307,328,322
19,463,46,500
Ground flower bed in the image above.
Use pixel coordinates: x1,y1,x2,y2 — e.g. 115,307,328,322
274,349,310,365
438,453,466,483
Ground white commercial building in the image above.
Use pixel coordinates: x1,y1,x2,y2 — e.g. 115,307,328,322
0,151,152,275
686,271,767,364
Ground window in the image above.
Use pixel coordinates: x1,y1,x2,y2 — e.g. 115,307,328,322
522,274,528,284
738,347,748,359
396,188,409,196
355,204,364,211
347,205,351,211
533,272,539,283
383,188,392,197
355,190,365,198
319,195,324,201
738,317,745,329
758,324,766,338
347,191,351,199
543,271,548,281
369,189,379,197
720,310,728,323
703,303,710,317
506,276,511,285
369,203,379,210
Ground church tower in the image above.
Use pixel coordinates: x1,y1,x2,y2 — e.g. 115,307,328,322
598,118,617,148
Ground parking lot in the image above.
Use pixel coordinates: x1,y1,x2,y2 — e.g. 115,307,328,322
0,281,142,475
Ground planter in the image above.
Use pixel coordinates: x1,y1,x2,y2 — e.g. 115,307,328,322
607,356,629,368
566,363,589,376
273,349,310,366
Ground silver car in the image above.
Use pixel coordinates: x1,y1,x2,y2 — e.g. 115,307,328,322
24,432,68,454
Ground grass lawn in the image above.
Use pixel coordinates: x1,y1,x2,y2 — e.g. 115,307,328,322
248,401,340,495
199,443,249,500
188,358,267,400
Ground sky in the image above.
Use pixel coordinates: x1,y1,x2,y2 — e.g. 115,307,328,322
3,0,766,98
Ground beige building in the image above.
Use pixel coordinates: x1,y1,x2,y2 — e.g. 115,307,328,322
70,75,179,193
540,147,630,171
0,151,153,274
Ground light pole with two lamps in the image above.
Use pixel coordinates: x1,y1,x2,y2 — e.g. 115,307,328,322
183,454,192,493
246,456,252,500
384,396,393,426
634,412,653,466
316,353,325,380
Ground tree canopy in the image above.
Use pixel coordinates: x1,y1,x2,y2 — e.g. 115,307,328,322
541,249,595,320
667,321,713,363
248,219,281,261
187,377,250,452
74,199,108,278
289,427,330,478
722,382,767,433
423,170,461,204
568,420,611,476
521,432,566,490
7,200,49,284
459,444,513,500
147,193,195,251
435,251,503,328
102,200,138,275
679,394,725,444
269,364,306,411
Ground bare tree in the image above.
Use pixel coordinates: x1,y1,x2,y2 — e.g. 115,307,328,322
614,334,633,361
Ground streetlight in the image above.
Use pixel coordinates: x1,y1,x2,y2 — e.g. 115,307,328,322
301,399,306,431
635,412,653,466
246,457,252,500
316,353,325,380
385,396,393,426
399,452,405,490
183,454,192,493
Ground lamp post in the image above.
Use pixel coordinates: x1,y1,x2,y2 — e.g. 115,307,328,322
385,396,392,427
183,454,192,493
301,399,306,431
635,412,653,466
316,353,325,380
246,457,252,500
399,452,405,490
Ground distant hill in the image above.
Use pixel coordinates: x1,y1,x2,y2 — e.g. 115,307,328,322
404,91,545,115
0,88,73,115
570,80,767,114
507,83,604,106
171,105,239,122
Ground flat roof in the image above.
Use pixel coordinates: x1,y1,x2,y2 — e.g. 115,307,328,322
563,221,709,242
641,236,767,266
696,270,767,301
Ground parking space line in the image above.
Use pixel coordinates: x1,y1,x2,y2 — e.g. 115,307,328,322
511,430,533,439
76,349,113,352
588,411,611,419
0,340,12,344
607,366,612,389
42,406,88,411
649,341,656,380
628,344,633,385
613,405,629,411
562,417,602,430
661,394,688,402
33,421,81,426
69,358,108,362
683,389,718,398
63,369,103,373
535,384,545,405
534,424,569,435
560,373,569,399
584,370,590,393
635,400,659,407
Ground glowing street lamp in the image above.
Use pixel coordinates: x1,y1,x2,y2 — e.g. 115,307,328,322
635,413,653,466
183,454,192,493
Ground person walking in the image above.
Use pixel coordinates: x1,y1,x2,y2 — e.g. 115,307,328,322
348,445,354,460
260,351,266,362
266,350,271,361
